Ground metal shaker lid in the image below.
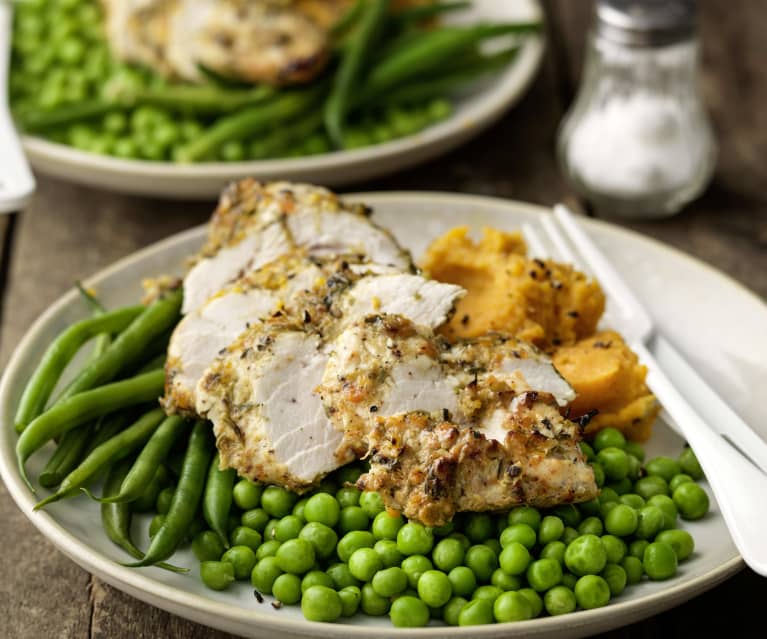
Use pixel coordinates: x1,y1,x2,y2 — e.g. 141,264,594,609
596,0,696,46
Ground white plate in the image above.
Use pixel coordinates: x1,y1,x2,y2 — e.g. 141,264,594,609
20,1,544,200
2,192,763,639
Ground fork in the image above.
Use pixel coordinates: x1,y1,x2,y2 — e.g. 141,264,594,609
523,204,767,577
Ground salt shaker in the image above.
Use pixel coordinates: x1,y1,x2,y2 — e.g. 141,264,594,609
557,0,716,218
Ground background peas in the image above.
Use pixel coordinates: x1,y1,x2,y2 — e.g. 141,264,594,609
593,427,627,452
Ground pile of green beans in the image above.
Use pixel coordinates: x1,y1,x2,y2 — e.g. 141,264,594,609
10,0,539,162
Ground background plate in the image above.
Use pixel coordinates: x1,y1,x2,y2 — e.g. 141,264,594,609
20,0,544,199
2,192,763,638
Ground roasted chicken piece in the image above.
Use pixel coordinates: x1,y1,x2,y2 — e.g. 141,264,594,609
182,180,411,314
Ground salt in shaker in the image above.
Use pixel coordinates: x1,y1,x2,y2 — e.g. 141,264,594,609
557,0,717,218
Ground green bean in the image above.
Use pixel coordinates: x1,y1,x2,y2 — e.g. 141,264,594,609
38,424,93,488
203,452,237,548
74,282,112,365
16,369,165,490
175,88,325,162
85,412,135,454
325,0,390,148
88,415,189,504
105,83,276,115
393,1,472,23
14,305,144,432
34,408,166,509
136,353,166,374
58,288,181,402
248,111,324,159
101,457,186,573
367,46,519,106
124,420,213,567
364,22,539,96
20,100,115,131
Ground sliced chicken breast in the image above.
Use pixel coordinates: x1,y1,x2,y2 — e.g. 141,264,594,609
182,180,411,315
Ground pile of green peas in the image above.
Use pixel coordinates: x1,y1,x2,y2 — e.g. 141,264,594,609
163,427,709,627
9,0,453,162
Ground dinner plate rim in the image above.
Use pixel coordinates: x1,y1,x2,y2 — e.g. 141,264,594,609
0,191,755,638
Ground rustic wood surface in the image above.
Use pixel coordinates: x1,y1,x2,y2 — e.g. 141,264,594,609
1,1,766,637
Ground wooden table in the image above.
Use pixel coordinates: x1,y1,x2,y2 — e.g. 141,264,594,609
1,2,765,637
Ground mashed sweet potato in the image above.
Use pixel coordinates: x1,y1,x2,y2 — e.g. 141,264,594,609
421,226,659,441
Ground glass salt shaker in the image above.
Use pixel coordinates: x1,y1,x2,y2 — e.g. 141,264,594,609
557,0,717,218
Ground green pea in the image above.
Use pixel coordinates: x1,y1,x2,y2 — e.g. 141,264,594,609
464,513,494,542
156,486,174,514
229,526,262,552
372,566,408,597
540,540,566,566
565,534,607,576
432,520,455,537
574,574,611,609
562,526,579,546
241,508,269,532
591,462,606,487
255,539,281,560
401,554,433,588
272,573,301,604
601,563,627,596
543,585,576,616
517,588,544,618
619,493,646,510
579,441,597,462
538,515,565,544
447,566,477,597
433,537,465,572
624,440,646,461
449,532,471,550
418,569,453,607
326,562,359,590
643,541,678,580
261,486,297,518
458,598,494,626
672,482,709,520
601,535,627,564
339,505,369,534
221,545,257,580
304,493,340,530
374,539,403,568
200,560,235,591
491,568,522,591
275,538,315,575
626,454,643,480
339,585,361,617
655,529,695,561
678,447,704,480
302,585,342,622
498,541,531,575
645,456,682,483
622,555,644,584
444,596,468,626
629,539,649,560
112,138,139,159
472,585,503,603
635,506,665,539
372,510,405,540
507,506,542,531
335,463,364,485
300,570,334,591
397,522,434,555
483,538,501,556
579,498,602,517
291,497,308,521
337,530,375,562
578,516,604,536
465,544,498,582
219,139,245,162
192,530,225,563
605,503,639,537
274,515,303,542
389,595,429,628
250,556,283,594
526,558,563,592
359,491,384,517
348,547,382,582
551,503,582,527
499,523,537,550
647,494,678,529
593,427,627,451
597,447,630,481
608,477,634,495
561,572,578,590
103,112,127,135
299,521,338,559
669,473,694,492
335,486,360,508
634,475,669,499
360,582,390,616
